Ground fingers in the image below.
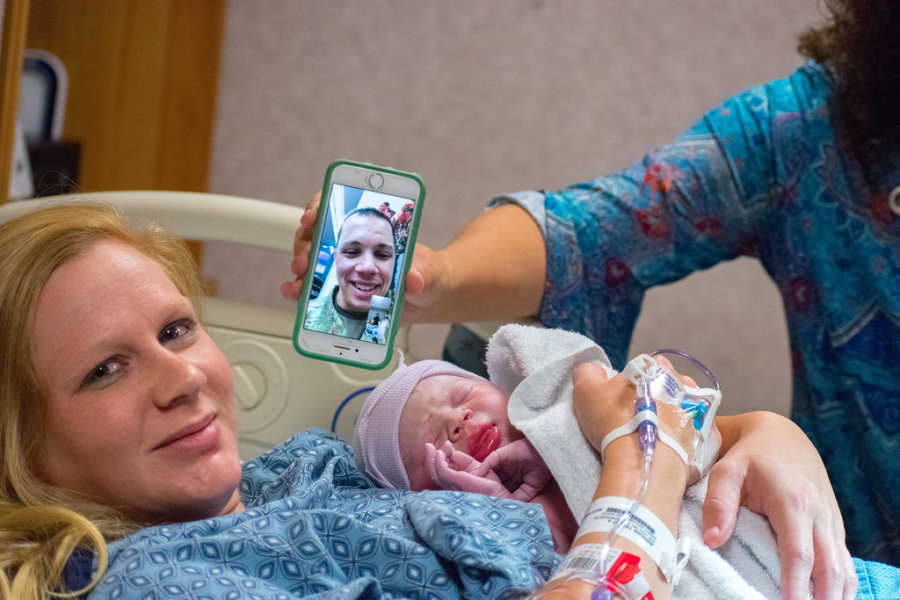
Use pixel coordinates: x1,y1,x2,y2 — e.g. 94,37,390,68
280,254,310,301
509,481,543,502
653,354,699,388
283,194,321,301
653,354,674,371
481,439,551,500
807,509,857,600
302,192,320,221
767,495,815,600
477,444,506,475
713,412,856,600
424,442,443,483
300,192,320,226
426,443,466,490
571,362,612,424
404,265,426,296
571,363,609,450
744,461,819,600
280,279,302,302
572,363,639,454
399,244,438,324
478,438,529,472
809,516,848,600
293,202,317,256
441,441,481,474
701,456,746,548
426,443,508,497
573,361,610,387
841,548,858,600
510,464,552,502
826,495,857,600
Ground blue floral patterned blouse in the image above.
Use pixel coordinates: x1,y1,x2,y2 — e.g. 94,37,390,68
85,430,558,599
494,61,900,564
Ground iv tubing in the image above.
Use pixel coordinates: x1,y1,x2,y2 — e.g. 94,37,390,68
591,350,719,599
593,379,657,599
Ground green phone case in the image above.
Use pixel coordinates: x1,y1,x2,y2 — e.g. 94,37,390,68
291,159,426,370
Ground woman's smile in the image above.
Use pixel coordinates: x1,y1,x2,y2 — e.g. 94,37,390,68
153,413,220,452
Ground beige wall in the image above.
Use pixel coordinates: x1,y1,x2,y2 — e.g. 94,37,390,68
207,0,826,416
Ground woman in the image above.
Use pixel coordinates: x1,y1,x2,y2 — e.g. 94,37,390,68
280,1,899,596
0,201,715,599
303,207,396,340
0,202,242,598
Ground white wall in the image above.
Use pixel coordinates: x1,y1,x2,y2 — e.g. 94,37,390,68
207,0,827,416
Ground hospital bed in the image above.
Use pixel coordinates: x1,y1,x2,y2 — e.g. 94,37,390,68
0,192,574,599
5,193,864,599
0,191,408,460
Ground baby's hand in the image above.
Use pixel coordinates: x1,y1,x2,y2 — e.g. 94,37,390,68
479,438,553,501
425,442,510,498
425,440,551,502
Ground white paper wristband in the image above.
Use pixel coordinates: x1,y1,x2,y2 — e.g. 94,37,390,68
576,496,690,583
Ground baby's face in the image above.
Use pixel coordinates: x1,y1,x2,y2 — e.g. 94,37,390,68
397,375,521,490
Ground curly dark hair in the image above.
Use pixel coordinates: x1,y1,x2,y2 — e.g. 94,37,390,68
797,0,900,168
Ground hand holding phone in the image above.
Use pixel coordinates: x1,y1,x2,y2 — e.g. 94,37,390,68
292,160,425,369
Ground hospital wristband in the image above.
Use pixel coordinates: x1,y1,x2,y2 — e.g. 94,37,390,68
550,544,655,600
576,497,690,583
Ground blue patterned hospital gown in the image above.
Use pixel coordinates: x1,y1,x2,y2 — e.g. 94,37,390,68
494,61,900,564
85,430,558,599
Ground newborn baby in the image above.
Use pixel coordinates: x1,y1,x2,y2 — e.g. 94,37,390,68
354,326,798,600
353,358,704,552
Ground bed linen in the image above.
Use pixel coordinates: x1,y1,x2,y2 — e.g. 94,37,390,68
82,430,559,599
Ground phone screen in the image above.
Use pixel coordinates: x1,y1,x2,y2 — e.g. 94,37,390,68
302,182,417,346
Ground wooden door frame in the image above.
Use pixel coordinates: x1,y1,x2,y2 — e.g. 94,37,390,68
0,0,30,203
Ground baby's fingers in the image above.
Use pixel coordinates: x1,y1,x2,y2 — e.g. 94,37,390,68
443,443,483,474
426,443,463,490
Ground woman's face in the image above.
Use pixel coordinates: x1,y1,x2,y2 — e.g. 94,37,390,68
31,240,243,524
397,375,522,490
334,213,395,312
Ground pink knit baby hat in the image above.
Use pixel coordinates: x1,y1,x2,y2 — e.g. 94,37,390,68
353,359,484,489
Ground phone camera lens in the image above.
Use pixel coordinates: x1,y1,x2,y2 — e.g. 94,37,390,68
367,173,384,190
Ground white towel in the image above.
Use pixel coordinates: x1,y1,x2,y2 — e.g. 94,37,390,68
485,324,784,600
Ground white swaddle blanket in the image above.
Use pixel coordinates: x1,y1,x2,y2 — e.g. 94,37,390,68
485,324,784,600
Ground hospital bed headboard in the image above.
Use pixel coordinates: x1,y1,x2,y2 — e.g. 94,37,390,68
0,192,406,460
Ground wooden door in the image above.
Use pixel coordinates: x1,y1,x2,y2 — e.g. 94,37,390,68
25,0,225,194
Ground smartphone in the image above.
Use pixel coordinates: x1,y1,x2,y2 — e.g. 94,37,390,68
292,159,425,369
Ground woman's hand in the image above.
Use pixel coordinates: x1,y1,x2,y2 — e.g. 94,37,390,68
705,412,857,600
395,243,449,325
572,357,700,474
280,193,321,302
565,359,695,600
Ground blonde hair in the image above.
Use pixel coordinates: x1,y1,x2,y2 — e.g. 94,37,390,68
0,202,204,599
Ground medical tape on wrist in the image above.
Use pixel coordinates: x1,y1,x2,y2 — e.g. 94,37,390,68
550,544,655,600
576,497,690,583
618,353,723,479
599,409,689,465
